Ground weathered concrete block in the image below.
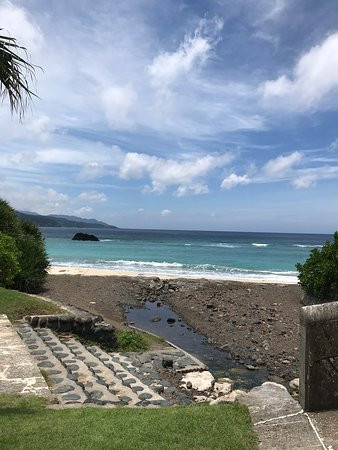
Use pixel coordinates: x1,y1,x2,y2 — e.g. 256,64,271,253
300,301,338,411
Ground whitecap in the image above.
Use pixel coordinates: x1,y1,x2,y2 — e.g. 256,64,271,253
293,244,322,248
252,243,269,247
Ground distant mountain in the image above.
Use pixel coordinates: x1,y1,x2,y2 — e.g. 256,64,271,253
49,214,109,227
16,211,117,229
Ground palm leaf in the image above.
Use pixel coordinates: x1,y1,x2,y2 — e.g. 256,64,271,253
0,28,40,118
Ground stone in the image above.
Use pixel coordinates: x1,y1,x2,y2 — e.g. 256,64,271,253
209,390,245,405
186,381,192,389
152,384,164,394
213,380,233,396
167,318,176,324
119,396,132,403
37,361,54,368
246,365,258,370
62,394,81,402
90,391,103,399
53,384,75,394
50,377,64,384
139,392,152,400
66,364,79,372
289,378,299,391
162,358,173,369
151,316,161,322
181,371,215,392
72,233,99,241
123,378,136,387
193,395,208,403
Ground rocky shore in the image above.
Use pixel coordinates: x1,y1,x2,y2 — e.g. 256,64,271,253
44,274,302,383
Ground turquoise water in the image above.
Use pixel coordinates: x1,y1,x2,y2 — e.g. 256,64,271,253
42,228,331,282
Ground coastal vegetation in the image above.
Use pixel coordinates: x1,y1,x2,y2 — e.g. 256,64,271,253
296,231,338,302
0,394,258,449
0,199,49,293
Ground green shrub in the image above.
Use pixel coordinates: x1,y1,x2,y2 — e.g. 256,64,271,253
0,199,21,237
0,198,49,293
296,232,338,302
116,330,149,352
0,232,20,287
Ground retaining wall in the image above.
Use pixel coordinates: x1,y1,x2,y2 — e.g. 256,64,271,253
299,301,338,411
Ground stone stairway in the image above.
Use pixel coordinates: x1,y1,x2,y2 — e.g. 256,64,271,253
15,321,197,407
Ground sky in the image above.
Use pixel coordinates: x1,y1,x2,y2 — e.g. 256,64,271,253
0,0,337,233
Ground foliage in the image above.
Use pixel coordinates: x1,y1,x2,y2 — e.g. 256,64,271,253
0,29,38,117
296,232,338,301
0,286,65,322
0,198,50,293
0,394,258,449
14,221,49,293
116,330,149,352
0,232,20,287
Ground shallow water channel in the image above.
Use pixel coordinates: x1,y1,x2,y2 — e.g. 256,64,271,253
125,301,268,389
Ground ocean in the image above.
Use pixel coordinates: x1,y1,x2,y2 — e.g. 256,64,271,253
42,228,332,283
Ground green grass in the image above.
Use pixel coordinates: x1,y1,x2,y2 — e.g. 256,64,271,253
116,330,149,352
0,286,65,321
0,394,258,449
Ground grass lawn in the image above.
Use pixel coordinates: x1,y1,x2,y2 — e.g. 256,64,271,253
0,287,65,322
0,394,258,450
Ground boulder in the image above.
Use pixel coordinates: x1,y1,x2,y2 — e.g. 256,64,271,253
213,379,233,396
181,371,215,392
209,389,246,405
72,233,99,241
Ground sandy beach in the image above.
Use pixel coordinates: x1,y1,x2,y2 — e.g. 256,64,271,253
44,266,302,382
48,265,298,284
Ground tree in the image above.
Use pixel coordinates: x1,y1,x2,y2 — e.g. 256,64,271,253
0,232,20,287
0,29,37,117
0,198,49,293
296,232,338,302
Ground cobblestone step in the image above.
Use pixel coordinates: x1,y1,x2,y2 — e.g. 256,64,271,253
16,323,172,407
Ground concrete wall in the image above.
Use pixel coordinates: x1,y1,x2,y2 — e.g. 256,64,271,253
300,301,338,411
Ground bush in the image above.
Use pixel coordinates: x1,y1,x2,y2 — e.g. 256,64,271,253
0,232,20,287
116,330,149,352
296,232,338,302
0,198,49,293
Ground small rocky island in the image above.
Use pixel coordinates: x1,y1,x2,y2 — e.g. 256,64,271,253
72,233,99,241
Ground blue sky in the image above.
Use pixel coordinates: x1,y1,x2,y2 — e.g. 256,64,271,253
0,0,337,233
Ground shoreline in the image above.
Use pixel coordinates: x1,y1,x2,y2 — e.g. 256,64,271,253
48,265,298,285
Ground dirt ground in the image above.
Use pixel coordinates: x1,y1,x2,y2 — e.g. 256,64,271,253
43,274,302,382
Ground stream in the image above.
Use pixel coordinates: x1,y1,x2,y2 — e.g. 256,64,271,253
125,301,268,389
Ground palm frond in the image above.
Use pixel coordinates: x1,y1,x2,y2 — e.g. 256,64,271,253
0,28,39,118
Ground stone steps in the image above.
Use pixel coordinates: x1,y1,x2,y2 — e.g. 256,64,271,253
15,322,172,407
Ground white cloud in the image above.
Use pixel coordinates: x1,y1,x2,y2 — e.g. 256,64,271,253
221,173,251,189
137,208,144,213
175,183,209,197
161,209,172,216
0,184,69,214
102,84,137,129
78,191,107,202
78,162,105,180
26,115,53,142
263,151,302,176
148,17,223,90
292,175,317,189
74,206,93,217
262,33,338,111
0,1,43,53
119,151,234,195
